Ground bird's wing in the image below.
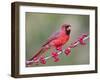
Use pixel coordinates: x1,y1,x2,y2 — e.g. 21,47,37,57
42,30,60,47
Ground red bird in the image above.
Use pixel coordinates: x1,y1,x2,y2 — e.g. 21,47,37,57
29,24,71,61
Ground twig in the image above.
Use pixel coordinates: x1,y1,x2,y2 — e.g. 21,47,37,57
26,33,89,65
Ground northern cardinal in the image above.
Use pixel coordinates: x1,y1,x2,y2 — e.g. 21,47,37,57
29,24,71,61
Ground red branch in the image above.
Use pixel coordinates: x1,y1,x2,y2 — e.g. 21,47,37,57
26,33,89,66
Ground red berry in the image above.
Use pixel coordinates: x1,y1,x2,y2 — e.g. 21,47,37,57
51,52,60,62
51,52,58,57
79,38,86,45
40,56,46,64
65,47,71,56
78,34,87,45
54,57,59,62
56,47,62,51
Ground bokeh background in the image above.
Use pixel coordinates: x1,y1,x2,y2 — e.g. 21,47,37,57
25,12,89,67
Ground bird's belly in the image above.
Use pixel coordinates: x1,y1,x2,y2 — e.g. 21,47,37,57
52,36,69,47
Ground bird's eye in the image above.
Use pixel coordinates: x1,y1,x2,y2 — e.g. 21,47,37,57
67,25,71,27
67,26,71,30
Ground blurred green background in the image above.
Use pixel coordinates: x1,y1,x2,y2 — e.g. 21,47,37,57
25,12,89,67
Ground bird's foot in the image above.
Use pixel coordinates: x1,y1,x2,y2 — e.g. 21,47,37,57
56,47,62,51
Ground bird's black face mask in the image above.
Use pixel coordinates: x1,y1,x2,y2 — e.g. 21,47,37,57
65,25,71,35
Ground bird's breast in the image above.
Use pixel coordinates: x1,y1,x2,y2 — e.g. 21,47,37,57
52,35,69,47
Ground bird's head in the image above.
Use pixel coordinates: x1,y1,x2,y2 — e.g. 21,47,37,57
61,24,71,35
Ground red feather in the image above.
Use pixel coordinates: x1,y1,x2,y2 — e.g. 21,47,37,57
29,24,71,61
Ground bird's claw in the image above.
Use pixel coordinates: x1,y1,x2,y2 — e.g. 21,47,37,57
56,47,62,51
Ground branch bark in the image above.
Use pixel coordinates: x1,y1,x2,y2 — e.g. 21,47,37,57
26,33,89,66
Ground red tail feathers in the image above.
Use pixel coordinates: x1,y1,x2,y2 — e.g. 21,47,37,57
29,47,48,61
